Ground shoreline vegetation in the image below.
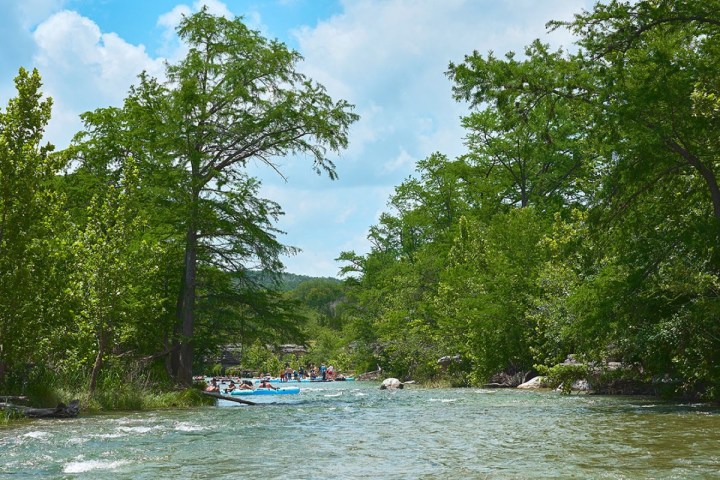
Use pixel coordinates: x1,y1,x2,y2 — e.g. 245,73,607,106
4,354,713,426
3,0,720,415
1,360,701,427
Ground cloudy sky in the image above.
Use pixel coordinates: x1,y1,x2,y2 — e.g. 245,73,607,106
1,0,594,278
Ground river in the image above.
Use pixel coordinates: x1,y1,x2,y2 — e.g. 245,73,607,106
2,381,719,479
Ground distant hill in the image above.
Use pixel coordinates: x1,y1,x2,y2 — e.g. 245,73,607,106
247,270,341,292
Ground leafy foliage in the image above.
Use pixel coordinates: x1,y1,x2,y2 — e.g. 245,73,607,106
0,9,357,401
337,0,720,399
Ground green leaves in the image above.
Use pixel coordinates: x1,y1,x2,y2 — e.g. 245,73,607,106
449,41,595,212
0,68,66,386
1,9,360,390
338,1,720,397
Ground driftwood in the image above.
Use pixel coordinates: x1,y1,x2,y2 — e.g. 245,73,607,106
202,391,257,406
0,400,80,418
356,369,383,381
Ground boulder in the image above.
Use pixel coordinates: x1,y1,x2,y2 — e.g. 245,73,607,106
380,378,404,390
556,379,592,392
484,370,532,388
278,344,308,355
517,376,548,389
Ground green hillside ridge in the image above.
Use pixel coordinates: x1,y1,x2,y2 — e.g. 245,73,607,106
247,270,342,292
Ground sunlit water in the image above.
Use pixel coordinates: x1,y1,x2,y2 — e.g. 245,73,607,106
2,381,719,479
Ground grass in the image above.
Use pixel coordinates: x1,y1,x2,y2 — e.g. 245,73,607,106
2,365,215,425
1,386,212,427
49,384,214,413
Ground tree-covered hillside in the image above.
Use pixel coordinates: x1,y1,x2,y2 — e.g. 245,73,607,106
247,270,342,292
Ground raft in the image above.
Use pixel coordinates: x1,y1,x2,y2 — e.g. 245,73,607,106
227,387,301,396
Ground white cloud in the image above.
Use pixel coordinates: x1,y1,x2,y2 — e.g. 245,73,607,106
157,5,192,32
32,10,165,148
382,148,416,175
156,5,192,59
156,0,240,62
157,0,233,31
271,0,596,275
291,0,594,194
28,0,239,149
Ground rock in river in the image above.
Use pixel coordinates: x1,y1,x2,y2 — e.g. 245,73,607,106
380,378,404,390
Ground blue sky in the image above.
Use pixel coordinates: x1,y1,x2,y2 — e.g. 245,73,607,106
0,0,594,277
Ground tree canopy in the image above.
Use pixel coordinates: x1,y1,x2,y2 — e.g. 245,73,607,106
3,1,720,401
0,9,357,395
337,0,720,398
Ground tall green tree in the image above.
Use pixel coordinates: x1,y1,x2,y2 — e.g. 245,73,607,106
74,9,359,385
0,68,67,386
554,0,720,396
434,209,549,383
69,159,164,393
548,0,720,237
167,10,357,384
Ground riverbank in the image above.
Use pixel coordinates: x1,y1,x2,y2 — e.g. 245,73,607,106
2,386,213,425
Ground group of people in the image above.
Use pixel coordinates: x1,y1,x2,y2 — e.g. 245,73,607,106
280,362,338,382
204,377,279,392
203,361,346,393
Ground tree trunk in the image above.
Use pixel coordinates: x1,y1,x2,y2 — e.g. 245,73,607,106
201,391,257,406
168,285,185,380
89,328,107,394
177,224,197,386
166,334,179,380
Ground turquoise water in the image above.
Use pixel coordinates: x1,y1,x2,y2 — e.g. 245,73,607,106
2,381,720,479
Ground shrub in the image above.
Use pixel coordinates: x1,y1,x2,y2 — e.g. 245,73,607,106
536,363,589,394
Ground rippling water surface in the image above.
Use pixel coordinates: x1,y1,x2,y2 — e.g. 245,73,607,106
2,382,720,479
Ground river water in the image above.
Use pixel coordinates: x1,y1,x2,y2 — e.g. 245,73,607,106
2,381,719,479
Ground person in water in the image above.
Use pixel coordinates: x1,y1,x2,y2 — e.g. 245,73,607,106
205,378,219,392
258,379,278,390
225,380,237,392
239,380,254,390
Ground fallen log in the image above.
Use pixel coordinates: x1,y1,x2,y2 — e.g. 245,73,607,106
202,391,257,406
356,369,383,381
0,400,80,418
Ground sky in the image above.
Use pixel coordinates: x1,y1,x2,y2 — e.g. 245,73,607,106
0,0,595,278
